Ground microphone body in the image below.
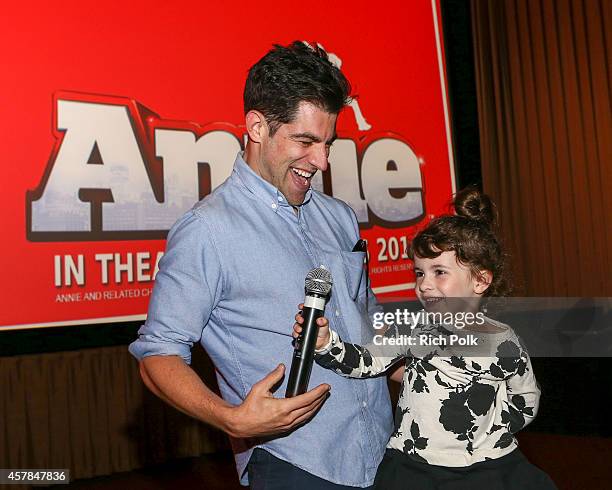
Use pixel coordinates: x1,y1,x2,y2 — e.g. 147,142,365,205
286,267,333,398
286,292,327,397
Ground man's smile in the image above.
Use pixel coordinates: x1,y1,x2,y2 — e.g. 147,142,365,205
290,167,316,188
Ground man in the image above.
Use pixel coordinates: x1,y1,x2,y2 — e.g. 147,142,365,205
129,41,393,489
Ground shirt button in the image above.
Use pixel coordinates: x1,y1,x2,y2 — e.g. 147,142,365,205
362,401,367,408
335,309,340,316
271,203,277,209
277,196,283,202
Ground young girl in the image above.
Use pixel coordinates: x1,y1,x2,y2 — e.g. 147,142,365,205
293,189,557,489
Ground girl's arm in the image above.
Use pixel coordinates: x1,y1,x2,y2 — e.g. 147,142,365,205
315,327,407,378
293,313,408,378
503,350,541,432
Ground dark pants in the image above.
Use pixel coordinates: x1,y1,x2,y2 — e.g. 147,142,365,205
248,448,373,490
373,448,558,490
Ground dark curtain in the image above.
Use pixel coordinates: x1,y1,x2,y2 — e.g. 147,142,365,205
0,346,230,480
471,0,611,296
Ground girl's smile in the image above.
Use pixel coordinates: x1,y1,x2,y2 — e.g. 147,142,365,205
414,250,491,313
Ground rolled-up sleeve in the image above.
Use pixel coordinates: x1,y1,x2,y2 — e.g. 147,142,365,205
129,210,223,364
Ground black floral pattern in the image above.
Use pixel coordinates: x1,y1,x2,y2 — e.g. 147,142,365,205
440,390,474,435
315,318,541,467
467,382,496,416
402,421,429,463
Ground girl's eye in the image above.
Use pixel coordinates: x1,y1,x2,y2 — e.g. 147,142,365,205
415,271,424,277
298,141,312,147
435,269,446,275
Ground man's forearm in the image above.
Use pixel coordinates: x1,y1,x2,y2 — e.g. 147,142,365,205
139,355,332,440
139,355,237,435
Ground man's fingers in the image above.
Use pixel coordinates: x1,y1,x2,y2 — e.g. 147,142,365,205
291,402,325,427
252,364,285,394
282,383,330,410
288,391,328,420
285,396,328,429
289,410,318,429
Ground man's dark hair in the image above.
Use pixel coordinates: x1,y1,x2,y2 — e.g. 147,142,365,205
244,41,352,135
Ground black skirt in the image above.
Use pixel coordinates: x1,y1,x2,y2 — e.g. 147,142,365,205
373,448,557,490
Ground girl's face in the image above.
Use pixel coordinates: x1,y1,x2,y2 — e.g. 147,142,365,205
414,250,491,312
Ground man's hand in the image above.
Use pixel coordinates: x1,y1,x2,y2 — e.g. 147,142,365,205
139,356,330,440
292,303,331,351
226,364,330,438
388,364,404,383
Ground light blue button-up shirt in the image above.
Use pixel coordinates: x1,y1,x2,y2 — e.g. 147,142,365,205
129,153,393,487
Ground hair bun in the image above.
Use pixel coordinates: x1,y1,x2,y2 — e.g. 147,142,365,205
453,188,496,227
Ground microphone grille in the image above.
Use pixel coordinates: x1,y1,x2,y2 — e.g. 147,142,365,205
305,266,333,296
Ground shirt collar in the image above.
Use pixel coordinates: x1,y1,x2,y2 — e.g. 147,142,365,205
232,152,312,212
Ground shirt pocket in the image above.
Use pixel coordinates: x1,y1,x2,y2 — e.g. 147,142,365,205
339,250,366,301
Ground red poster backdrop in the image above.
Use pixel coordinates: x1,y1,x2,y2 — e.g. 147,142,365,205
0,0,455,329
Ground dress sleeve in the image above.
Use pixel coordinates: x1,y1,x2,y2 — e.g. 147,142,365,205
314,324,409,378
128,210,223,365
503,349,541,432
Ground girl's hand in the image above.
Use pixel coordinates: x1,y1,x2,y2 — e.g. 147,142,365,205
293,303,331,351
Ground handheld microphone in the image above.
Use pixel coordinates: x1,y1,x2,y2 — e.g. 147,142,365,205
286,266,333,397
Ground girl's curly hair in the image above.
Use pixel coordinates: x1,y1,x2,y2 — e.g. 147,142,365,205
408,188,511,297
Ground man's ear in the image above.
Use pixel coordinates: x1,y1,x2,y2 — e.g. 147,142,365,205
245,110,267,143
474,270,493,295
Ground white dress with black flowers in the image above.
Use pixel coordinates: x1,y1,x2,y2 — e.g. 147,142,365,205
315,317,540,467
